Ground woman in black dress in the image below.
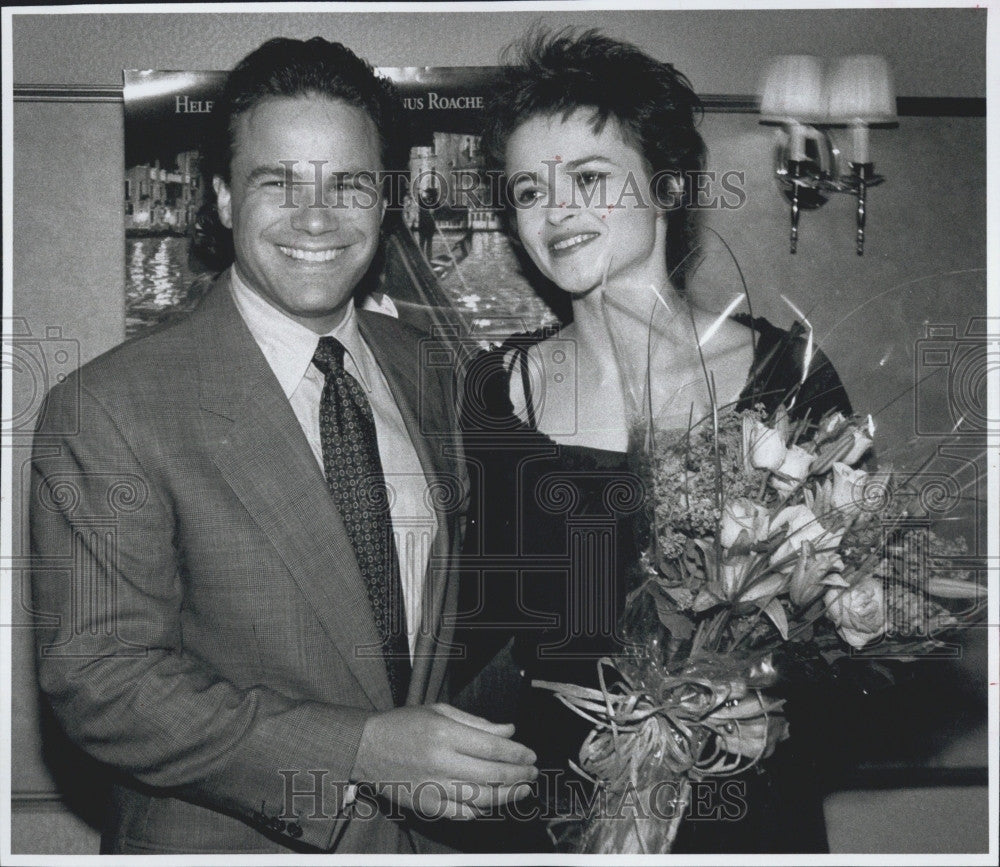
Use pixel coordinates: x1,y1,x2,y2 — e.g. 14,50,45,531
454,29,852,853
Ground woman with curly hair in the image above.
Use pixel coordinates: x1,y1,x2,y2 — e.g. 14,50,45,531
455,28,851,854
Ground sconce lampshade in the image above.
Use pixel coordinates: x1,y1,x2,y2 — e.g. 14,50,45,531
826,55,897,124
758,54,827,124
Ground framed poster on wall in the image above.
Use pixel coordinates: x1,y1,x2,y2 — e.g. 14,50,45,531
123,67,559,340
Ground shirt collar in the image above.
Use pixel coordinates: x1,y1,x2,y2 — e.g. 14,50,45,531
229,267,372,398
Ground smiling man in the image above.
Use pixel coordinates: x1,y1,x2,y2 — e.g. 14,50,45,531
30,37,535,855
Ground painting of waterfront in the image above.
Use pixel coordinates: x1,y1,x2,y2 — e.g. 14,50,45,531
125,235,213,334
123,68,558,340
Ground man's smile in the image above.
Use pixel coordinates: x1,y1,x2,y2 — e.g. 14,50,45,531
277,244,346,262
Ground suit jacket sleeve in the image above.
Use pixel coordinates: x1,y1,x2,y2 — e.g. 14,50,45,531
31,377,368,850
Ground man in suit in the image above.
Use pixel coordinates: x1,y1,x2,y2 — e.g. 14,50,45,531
30,37,535,855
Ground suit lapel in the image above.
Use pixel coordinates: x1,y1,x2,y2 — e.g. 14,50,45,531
358,312,459,703
193,277,394,710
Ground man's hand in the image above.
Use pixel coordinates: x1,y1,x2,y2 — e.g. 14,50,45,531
352,703,537,819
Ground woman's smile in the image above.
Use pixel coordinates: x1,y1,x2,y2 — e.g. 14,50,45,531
506,109,668,297
548,230,601,256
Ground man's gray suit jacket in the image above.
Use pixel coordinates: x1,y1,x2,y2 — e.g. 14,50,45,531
30,271,468,853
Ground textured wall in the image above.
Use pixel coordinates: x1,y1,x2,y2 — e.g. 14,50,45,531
12,7,986,95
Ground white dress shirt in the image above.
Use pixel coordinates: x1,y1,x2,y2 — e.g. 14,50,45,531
230,272,436,655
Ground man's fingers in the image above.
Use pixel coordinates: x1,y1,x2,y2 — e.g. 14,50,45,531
452,755,538,788
443,802,479,821
449,723,536,766
431,780,535,814
354,705,537,821
374,777,536,820
431,703,516,737
394,789,479,821
489,781,535,805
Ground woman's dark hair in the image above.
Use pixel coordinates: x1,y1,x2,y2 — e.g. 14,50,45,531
482,28,706,290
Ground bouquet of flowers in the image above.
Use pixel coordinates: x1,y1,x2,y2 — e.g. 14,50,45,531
533,295,985,854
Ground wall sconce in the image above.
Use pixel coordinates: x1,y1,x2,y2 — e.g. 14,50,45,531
759,55,829,255
759,54,897,255
826,55,897,255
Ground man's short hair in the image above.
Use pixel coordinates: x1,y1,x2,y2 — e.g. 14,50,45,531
204,36,407,183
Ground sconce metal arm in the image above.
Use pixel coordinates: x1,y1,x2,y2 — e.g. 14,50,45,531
840,161,885,255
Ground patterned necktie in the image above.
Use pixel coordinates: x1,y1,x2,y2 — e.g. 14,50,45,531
313,336,411,706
